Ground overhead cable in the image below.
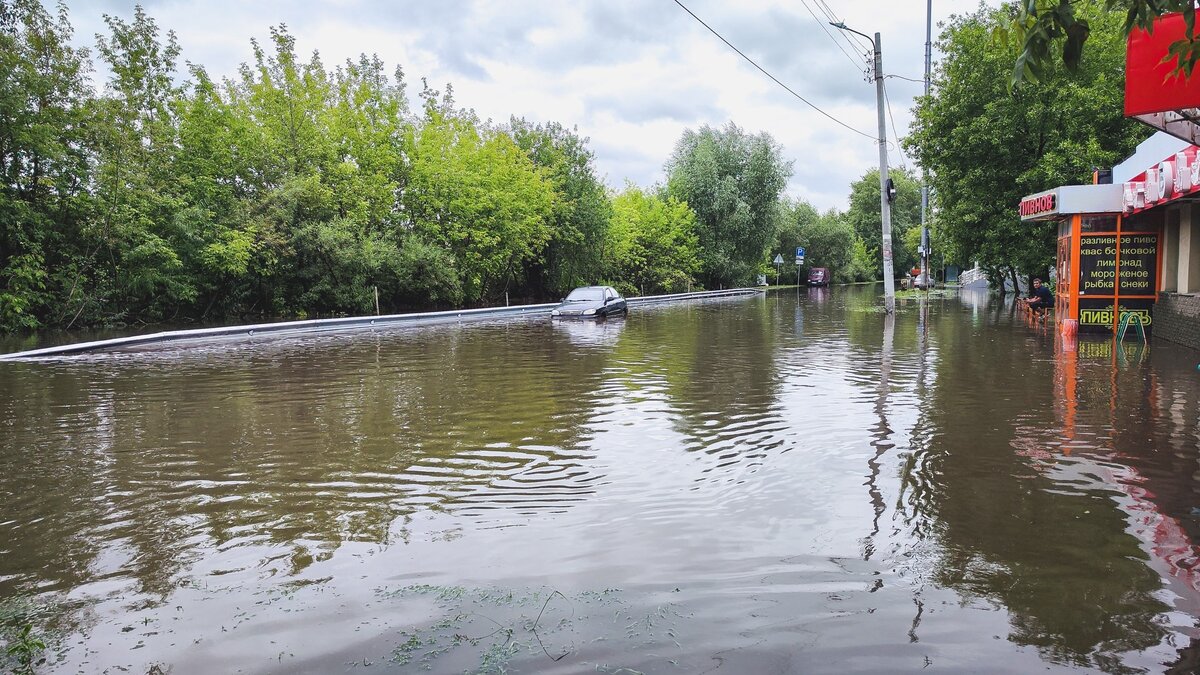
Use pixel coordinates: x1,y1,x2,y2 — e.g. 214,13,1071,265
671,0,875,141
813,0,873,52
798,0,869,74
882,80,909,171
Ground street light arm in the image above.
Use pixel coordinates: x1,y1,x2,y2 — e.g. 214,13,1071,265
829,21,872,44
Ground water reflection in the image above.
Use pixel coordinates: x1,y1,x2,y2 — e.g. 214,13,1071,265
551,315,626,348
897,296,1200,671
1,290,1200,673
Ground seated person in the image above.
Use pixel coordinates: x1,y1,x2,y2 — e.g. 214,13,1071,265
1022,277,1054,312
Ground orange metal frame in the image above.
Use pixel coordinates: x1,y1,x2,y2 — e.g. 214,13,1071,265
1056,212,1162,334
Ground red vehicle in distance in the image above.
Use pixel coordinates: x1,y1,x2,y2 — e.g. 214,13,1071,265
807,267,830,287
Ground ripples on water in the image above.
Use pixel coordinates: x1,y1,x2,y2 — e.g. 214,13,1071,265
2,288,1200,673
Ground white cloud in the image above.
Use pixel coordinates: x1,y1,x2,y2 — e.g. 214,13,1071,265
63,0,986,210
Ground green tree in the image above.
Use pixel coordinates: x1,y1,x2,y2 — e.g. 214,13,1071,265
173,34,414,319
605,185,700,296
773,200,862,284
508,118,611,297
173,66,257,318
847,236,877,282
845,167,922,279
0,0,92,330
665,122,792,288
323,54,407,225
771,200,815,284
1007,0,1200,85
87,5,196,323
800,210,859,284
907,6,1148,291
401,85,555,303
287,54,411,315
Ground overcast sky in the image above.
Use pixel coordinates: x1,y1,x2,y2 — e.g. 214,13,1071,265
62,0,987,211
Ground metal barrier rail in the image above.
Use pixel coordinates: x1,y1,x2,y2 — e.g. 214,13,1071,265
627,288,761,306
0,288,762,360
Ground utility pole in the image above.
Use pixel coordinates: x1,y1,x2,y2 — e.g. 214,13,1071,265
834,22,895,313
918,0,932,291
873,32,896,313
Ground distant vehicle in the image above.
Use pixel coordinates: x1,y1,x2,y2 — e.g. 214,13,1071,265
807,267,830,287
550,286,628,319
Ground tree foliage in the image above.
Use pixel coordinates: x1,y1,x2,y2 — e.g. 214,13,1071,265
403,88,555,303
845,167,922,279
907,6,1149,288
773,201,871,284
665,122,792,288
0,3,866,334
509,118,611,297
0,0,92,330
1006,0,1200,85
605,185,700,296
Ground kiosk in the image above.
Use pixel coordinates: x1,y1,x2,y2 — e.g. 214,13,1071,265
1020,164,1168,336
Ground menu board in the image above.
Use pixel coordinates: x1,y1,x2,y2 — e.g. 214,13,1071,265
1118,234,1158,294
1078,234,1158,296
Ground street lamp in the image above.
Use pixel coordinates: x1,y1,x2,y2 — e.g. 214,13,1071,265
831,21,895,314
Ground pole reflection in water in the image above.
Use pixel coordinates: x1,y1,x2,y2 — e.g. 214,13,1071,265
863,311,894,561
2,287,1200,673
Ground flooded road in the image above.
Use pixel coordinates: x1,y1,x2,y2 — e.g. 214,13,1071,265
2,285,1200,674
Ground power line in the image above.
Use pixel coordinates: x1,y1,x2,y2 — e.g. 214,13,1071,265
670,0,875,141
886,74,925,84
882,80,909,171
798,0,868,75
804,0,872,60
812,0,873,53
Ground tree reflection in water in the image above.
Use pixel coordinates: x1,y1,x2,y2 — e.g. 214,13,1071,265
3,290,1200,673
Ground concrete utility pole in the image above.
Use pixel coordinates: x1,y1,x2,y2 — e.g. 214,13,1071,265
835,21,896,313
918,0,932,291
872,32,896,313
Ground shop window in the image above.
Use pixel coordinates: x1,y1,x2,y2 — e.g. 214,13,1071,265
1080,215,1118,233
1123,210,1162,232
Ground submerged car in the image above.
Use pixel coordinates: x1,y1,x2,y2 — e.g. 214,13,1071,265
550,286,628,319
807,267,830,287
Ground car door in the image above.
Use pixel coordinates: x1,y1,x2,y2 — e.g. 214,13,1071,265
608,287,626,315
600,287,615,316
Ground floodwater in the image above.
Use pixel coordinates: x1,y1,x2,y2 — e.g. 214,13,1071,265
2,286,1200,674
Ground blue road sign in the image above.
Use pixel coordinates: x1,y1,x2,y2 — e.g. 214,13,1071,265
795,246,805,259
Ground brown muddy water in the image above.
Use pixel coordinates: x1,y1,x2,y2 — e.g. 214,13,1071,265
2,286,1200,674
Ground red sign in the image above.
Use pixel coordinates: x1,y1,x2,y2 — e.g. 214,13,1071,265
1125,13,1200,116
1020,193,1057,217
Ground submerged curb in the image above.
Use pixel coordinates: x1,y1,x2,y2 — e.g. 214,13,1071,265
0,288,762,360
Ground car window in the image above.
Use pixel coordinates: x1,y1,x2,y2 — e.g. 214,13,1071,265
565,288,603,302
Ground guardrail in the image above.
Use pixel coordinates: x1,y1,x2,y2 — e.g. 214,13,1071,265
0,288,762,360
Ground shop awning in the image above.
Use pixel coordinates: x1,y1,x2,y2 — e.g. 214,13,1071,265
1019,185,1123,221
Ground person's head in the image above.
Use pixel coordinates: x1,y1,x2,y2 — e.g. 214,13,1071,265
1032,278,1042,288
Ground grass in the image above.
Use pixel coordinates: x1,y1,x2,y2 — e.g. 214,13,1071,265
895,287,958,299
3,622,46,675
374,584,679,674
